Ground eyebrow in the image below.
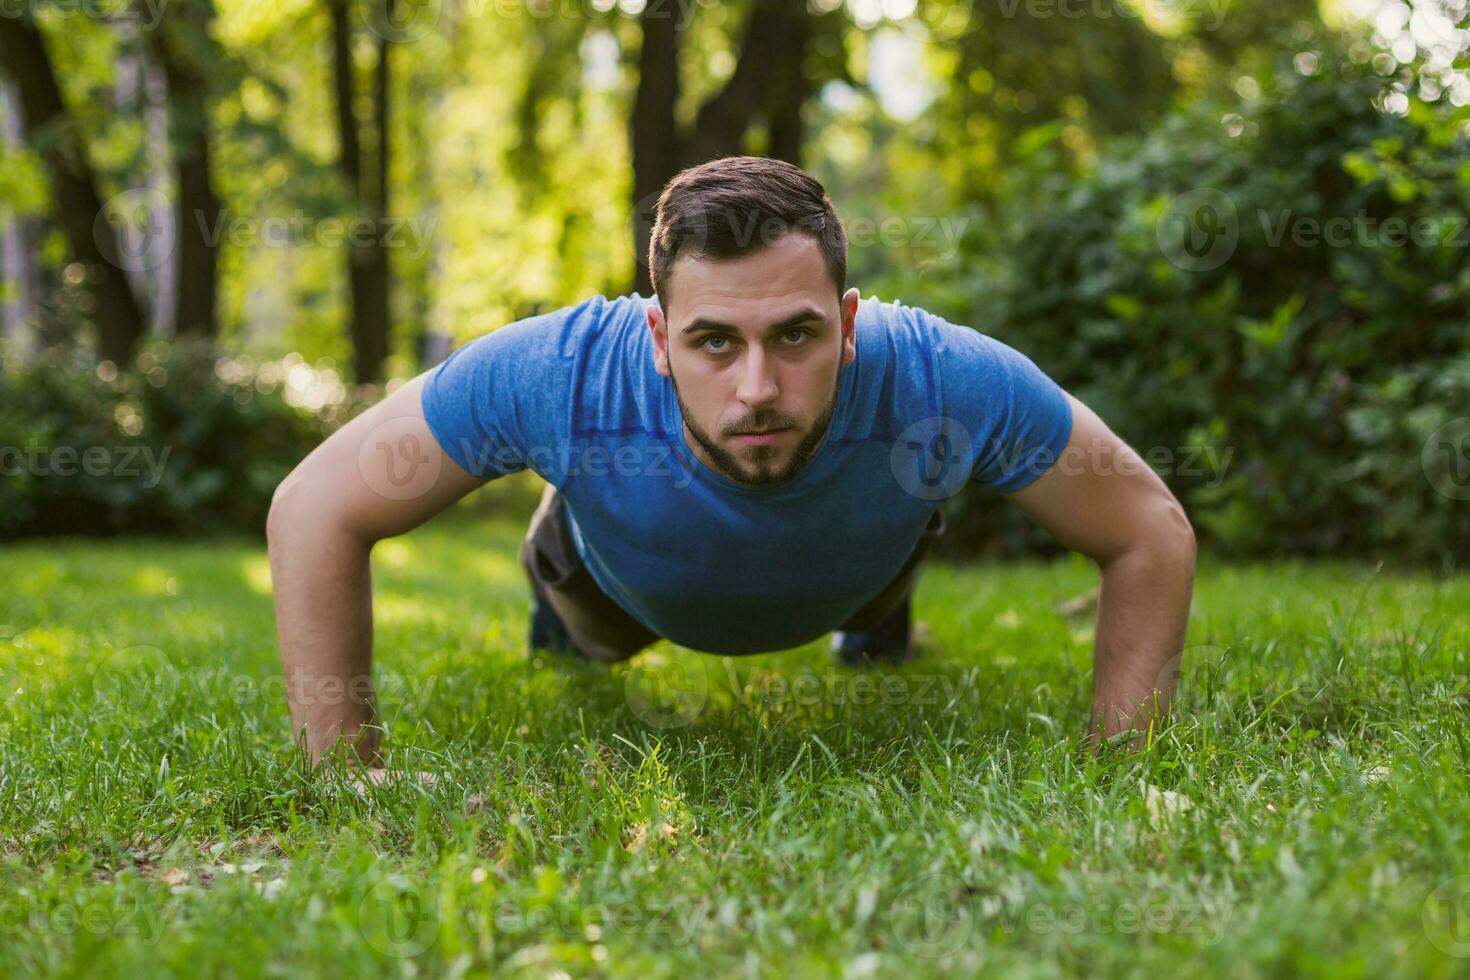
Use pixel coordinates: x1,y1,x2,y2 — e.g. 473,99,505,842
680,307,828,337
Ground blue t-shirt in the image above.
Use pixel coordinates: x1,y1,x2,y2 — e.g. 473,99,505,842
422,293,1073,655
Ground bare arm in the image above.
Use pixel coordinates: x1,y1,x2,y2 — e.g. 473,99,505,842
266,372,486,767
1004,393,1197,745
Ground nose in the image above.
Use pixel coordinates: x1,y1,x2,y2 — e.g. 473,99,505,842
735,346,780,409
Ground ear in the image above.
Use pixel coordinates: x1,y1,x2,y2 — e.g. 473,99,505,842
648,303,672,378
839,287,859,369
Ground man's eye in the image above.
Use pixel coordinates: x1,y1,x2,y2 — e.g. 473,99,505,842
700,336,730,352
782,329,811,344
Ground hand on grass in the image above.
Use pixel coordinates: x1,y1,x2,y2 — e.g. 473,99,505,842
345,768,440,794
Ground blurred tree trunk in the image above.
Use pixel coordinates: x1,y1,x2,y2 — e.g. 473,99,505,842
1,82,41,347
764,12,812,166
630,4,680,295
145,53,178,334
112,20,165,332
0,13,147,363
329,0,393,384
148,0,224,338
683,0,810,164
629,0,819,295
366,2,392,375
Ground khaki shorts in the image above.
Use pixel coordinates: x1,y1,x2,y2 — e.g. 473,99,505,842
519,483,946,663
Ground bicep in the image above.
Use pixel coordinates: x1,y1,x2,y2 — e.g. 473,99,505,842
1003,393,1193,564
269,370,489,544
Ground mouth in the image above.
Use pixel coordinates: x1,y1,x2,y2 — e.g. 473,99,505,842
731,427,791,446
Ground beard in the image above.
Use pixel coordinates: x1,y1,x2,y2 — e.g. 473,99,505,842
668,363,841,487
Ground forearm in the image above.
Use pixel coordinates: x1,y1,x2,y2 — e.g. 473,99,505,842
1089,537,1196,743
267,511,381,767
259,371,486,770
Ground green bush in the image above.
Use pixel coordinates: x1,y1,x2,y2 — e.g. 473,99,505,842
0,340,350,538
911,55,1470,569
0,339,548,539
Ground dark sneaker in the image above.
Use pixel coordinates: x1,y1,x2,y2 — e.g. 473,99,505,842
528,595,586,659
832,596,914,667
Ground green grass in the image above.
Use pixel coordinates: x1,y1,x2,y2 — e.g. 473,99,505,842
2,503,1469,978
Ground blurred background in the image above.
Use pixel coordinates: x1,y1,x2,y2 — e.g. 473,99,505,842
0,0,1466,565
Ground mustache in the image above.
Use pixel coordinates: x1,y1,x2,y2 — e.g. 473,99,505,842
725,415,799,436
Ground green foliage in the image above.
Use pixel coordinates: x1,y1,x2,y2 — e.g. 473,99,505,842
0,340,352,538
912,56,1470,568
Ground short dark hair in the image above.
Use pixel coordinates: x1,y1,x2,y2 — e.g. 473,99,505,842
649,156,848,310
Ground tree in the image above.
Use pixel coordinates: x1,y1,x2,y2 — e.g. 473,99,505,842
1,81,42,345
630,0,828,295
328,0,394,383
0,10,147,363
147,0,226,339
928,0,1177,199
